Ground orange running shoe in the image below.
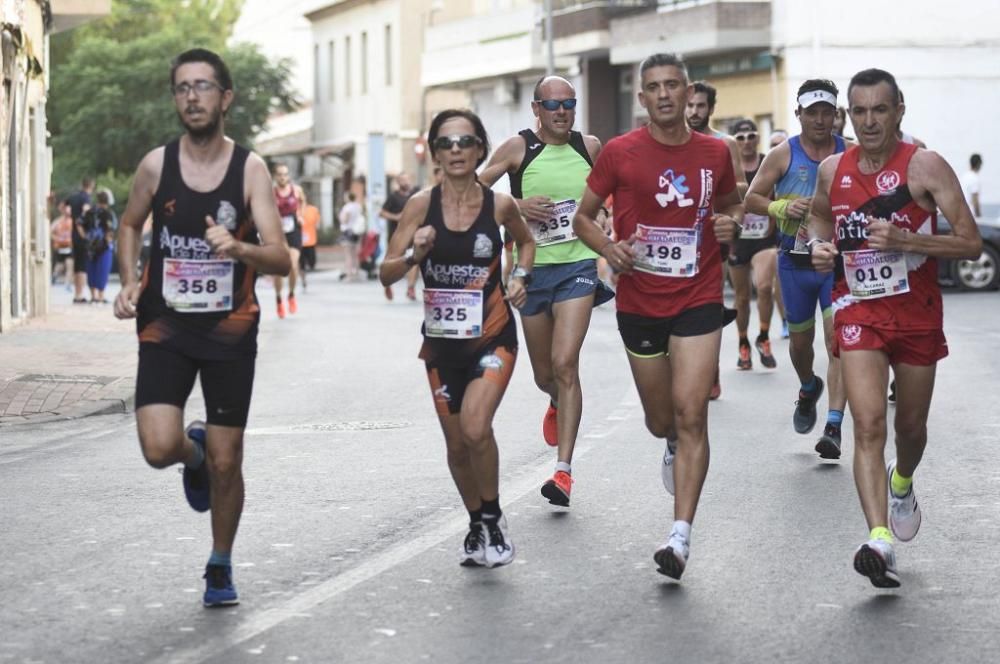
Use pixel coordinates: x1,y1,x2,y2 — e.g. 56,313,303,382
709,368,721,400
542,403,558,446
755,338,777,368
276,299,286,319
288,294,298,314
406,286,417,301
540,470,572,506
737,344,752,370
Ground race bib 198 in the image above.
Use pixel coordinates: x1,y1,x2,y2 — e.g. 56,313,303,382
163,258,234,313
633,224,699,278
843,249,910,300
741,213,770,240
423,289,483,338
530,199,577,247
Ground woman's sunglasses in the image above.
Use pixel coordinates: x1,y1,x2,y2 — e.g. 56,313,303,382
734,132,758,142
432,134,482,151
537,98,578,111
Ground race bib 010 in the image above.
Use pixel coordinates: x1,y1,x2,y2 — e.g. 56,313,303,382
530,199,578,247
423,289,483,338
843,249,910,300
633,224,699,278
163,258,234,313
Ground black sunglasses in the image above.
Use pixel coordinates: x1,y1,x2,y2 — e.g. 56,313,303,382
734,132,758,142
537,98,577,111
432,134,481,151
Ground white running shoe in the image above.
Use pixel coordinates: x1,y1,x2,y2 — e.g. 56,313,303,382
653,532,689,580
483,515,515,568
886,459,921,542
853,538,900,588
459,526,486,567
661,439,677,496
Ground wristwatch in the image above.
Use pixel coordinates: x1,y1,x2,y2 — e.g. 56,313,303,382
805,238,823,254
404,247,418,266
510,266,533,285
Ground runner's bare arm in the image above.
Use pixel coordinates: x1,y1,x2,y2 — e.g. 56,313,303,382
380,190,432,286
712,188,744,244
723,135,749,198
868,150,981,260
295,185,307,221
114,149,163,319
806,157,840,272
574,186,634,272
220,153,291,276
496,192,534,308
479,135,552,222
584,134,603,163
745,142,790,217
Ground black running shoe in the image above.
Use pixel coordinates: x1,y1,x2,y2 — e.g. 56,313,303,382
888,380,897,404
815,423,842,459
793,377,824,434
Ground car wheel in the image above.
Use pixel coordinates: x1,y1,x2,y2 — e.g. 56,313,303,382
952,244,1000,291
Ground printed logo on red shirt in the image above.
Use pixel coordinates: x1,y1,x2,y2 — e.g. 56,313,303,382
655,169,694,209
841,324,863,346
876,170,900,195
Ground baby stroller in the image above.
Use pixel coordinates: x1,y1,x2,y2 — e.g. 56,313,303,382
358,230,382,279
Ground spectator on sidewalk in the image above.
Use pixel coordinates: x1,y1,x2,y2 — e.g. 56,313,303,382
68,177,95,302
338,192,365,280
380,172,418,300
961,153,983,218
300,203,320,274
82,191,117,303
50,199,74,286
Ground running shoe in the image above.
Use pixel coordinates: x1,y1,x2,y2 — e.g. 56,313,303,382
276,299,286,319
737,344,752,370
887,459,921,542
540,470,572,507
793,376,825,434
709,369,721,401
815,423,842,459
755,338,777,368
384,286,394,301
661,441,676,496
483,515,515,568
853,539,900,588
203,564,239,607
406,286,417,301
288,294,298,314
542,402,558,447
654,532,689,580
888,380,897,405
459,525,486,567
183,421,210,513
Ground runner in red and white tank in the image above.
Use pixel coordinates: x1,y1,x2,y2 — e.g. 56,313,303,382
272,163,305,317
807,68,981,589
574,53,744,581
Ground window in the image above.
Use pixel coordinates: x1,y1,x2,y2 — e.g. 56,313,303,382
361,31,368,95
345,36,351,97
313,44,320,102
384,24,392,86
328,40,335,101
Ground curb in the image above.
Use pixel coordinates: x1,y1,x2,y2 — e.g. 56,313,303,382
0,389,134,428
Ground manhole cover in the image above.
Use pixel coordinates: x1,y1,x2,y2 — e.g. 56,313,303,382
291,421,412,432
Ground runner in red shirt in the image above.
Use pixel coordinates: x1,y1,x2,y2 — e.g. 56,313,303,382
573,52,743,581
808,68,981,588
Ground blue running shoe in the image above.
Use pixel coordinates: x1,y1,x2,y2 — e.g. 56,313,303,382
203,564,239,607
183,421,210,513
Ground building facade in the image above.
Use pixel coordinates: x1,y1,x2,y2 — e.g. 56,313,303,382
1,0,110,332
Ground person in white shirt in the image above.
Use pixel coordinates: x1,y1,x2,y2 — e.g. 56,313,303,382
961,153,983,218
338,192,366,279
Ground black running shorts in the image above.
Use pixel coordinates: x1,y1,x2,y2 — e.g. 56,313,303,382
617,303,724,358
134,342,256,427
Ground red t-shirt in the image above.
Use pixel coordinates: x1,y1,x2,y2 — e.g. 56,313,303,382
830,142,941,331
587,127,736,318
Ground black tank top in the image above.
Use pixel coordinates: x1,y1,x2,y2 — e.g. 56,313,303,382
418,184,516,365
138,139,260,359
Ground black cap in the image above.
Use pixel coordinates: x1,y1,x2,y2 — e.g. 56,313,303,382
730,118,757,134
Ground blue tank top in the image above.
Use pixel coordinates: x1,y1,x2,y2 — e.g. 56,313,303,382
774,134,846,254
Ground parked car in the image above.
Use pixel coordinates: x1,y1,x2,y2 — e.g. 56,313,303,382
937,216,1000,291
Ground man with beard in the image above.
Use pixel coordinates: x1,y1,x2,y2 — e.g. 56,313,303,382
574,53,743,580
745,79,850,460
114,49,291,607
480,76,611,508
807,68,981,587
380,172,418,300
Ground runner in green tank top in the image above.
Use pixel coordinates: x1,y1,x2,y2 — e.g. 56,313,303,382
481,75,612,508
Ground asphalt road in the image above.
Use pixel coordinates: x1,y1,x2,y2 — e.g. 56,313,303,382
3,272,999,664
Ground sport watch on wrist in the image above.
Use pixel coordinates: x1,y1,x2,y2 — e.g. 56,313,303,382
510,266,533,285
404,247,418,266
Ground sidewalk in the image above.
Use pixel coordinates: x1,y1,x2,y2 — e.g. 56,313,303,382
0,278,137,427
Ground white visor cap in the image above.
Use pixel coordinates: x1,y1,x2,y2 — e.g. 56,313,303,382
798,89,837,108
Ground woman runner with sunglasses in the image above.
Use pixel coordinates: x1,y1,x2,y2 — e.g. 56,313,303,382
380,109,535,568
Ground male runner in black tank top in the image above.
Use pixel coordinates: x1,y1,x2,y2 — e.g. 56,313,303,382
114,49,290,607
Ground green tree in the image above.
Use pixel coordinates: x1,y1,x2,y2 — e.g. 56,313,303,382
49,0,298,198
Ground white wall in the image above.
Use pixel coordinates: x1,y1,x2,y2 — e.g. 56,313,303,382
775,0,1000,209
231,0,321,100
